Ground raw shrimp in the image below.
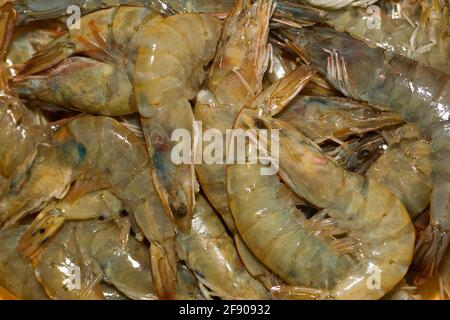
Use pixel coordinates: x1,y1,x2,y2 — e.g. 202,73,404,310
194,0,310,234
367,124,432,219
277,95,404,144
32,222,106,300
176,194,269,299
73,218,157,300
281,24,450,283
14,56,135,115
18,190,125,259
0,226,49,299
75,218,205,300
134,12,221,232
228,110,415,299
323,0,450,75
0,115,177,299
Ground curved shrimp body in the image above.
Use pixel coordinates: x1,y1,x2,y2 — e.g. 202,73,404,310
135,12,221,232
32,221,106,300
80,218,204,300
176,194,269,299
229,111,415,299
0,226,49,299
282,24,450,281
324,0,450,75
277,95,404,144
14,6,164,115
194,0,273,234
60,115,177,299
367,124,432,219
227,156,355,294
73,218,158,300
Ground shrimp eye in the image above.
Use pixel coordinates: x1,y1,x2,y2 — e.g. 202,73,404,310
171,203,187,218
253,118,267,129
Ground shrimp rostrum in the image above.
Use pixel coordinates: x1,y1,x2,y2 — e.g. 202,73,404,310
279,24,450,284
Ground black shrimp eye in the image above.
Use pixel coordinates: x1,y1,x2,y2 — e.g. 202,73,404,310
170,202,187,218
253,118,267,129
120,209,129,217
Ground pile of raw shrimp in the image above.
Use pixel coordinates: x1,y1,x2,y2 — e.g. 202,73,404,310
0,0,449,300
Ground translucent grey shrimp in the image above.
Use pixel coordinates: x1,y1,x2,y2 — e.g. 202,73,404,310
176,194,269,299
280,24,450,283
228,109,415,299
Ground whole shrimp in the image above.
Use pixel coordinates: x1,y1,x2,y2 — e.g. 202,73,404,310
0,225,49,299
15,6,222,232
176,194,269,299
194,0,321,234
0,115,177,299
228,110,415,299
75,217,206,300
194,0,273,234
18,190,126,259
280,24,450,283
